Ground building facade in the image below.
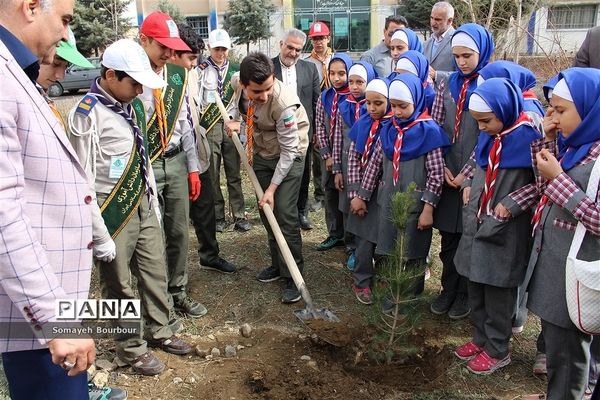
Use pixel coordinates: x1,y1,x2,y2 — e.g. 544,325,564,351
135,0,398,56
523,0,599,54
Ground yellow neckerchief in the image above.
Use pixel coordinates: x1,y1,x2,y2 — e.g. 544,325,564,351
152,68,168,153
310,47,333,89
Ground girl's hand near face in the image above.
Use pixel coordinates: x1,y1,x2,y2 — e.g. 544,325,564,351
536,149,563,180
543,108,558,142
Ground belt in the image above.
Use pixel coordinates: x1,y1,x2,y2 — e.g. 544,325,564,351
163,143,183,158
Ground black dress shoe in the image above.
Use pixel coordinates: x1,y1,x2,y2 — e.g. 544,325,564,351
299,214,313,230
234,218,251,232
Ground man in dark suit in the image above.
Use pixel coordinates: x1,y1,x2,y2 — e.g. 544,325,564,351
272,28,320,230
574,26,600,68
424,2,456,82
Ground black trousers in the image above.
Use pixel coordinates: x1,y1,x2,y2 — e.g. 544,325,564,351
469,282,516,359
190,170,221,265
439,230,468,295
297,142,313,215
538,329,600,393
542,319,592,400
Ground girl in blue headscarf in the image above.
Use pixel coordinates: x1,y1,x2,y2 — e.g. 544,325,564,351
453,78,541,375
429,23,495,320
314,53,353,251
526,67,600,399
349,74,449,306
478,60,545,120
334,61,377,270
342,77,392,303
389,50,436,112
541,74,569,159
389,28,424,73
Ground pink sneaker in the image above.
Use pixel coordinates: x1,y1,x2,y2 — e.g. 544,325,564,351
454,341,483,360
352,285,373,305
466,351,511,375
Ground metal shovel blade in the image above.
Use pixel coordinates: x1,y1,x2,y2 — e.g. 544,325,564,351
293,308,340,322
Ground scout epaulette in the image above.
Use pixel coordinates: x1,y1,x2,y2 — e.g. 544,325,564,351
198,61,209,70
75,95,98,116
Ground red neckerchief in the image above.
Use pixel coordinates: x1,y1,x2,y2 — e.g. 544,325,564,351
477,112,532,222
391,111,432,185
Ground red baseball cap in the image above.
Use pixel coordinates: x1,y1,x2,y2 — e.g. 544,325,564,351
140,11,191,51
308,21,330,37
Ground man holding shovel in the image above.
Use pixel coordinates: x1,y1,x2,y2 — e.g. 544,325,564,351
225,52,310,303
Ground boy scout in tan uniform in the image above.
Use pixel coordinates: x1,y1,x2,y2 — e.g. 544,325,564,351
68,39,192,376
138,12,205,322
227,52,309,303
172,24,238,274
198,29,249,232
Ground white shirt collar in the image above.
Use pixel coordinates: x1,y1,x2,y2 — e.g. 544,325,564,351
433,27,452,42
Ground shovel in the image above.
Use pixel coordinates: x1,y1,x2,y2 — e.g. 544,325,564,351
213,92,339,325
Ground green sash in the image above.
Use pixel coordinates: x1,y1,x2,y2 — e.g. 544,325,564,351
100,98,148,239
147,63,187,162
199,63,239,132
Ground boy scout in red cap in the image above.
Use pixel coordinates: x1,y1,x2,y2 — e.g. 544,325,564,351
139,11,206,326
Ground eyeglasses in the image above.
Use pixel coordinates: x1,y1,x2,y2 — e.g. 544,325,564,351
285,44,303,53
311,36,327,42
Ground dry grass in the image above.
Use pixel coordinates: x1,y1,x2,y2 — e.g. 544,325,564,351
0,94,548,399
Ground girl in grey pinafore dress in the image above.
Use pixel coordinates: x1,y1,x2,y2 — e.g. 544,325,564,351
525,69,600,399
452,78,542,375
369,74,449,297
344,78,391,303
336,61,377,267
430,24,495,318
313,54,353,248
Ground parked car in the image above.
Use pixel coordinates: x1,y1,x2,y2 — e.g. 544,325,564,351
48,57,101,97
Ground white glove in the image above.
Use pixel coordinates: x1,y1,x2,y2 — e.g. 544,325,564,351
93,239,116,263
151,196,162,228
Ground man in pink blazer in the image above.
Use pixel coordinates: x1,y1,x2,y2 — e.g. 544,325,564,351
0,0,96,398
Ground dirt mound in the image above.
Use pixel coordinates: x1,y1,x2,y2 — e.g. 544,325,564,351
238,326,455,400
303,318,353,347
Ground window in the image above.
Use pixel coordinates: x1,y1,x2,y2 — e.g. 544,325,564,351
187,16,209,39
547,4,597,29
294,0,371,52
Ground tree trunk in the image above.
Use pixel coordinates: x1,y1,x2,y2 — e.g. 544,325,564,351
246,42,250,54
462,0,477,23
514,0,523,62
485,0,496,29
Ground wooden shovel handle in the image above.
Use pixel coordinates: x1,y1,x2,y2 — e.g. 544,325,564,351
213,93,315,311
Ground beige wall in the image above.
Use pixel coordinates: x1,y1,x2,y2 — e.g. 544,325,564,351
137,0,283,18
135,0,400,48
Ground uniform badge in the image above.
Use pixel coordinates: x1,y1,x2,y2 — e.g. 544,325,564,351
171,73,183,86
75,95,97,116
283,115,296,128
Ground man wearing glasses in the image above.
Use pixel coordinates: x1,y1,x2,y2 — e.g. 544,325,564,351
303,21,331,212
273,29,320,231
